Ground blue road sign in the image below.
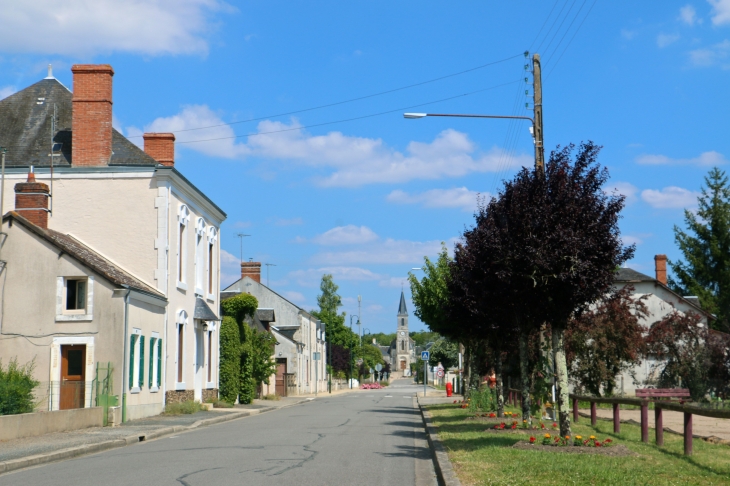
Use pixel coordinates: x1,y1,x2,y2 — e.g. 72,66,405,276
421,351,430,361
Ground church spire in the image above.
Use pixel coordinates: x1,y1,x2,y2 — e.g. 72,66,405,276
397,291,408,316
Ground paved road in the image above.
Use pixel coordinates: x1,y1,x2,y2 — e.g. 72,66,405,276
0,379,437,485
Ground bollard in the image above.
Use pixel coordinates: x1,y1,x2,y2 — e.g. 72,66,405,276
613,403,620,434
655,406,664,446
590,401,597,426
573,397,578,423
684,412,693,456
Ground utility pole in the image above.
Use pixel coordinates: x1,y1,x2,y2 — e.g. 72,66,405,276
532,53,545,175
265,263,276,287
357,295,362,347
236,234,250,264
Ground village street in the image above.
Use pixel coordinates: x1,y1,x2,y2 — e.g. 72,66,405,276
0,379,437,486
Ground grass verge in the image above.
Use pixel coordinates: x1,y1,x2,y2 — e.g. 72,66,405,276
426,403,730,485
163,400,207,415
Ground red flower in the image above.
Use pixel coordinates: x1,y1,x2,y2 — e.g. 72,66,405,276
604,438,612,443
552,422,557,428
529,436,536,443
595,441,601,447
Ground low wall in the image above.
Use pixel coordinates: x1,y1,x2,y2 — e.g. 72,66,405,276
0,407,103,441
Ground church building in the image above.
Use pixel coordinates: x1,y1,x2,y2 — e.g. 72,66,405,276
389,291,415,374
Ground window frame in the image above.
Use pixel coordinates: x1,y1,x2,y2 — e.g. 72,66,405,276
149,332,161,392
194,217,206,296
130,328,142,394
177,205,190,290
56,276,94,321
206,227,217,300
175,310,188,389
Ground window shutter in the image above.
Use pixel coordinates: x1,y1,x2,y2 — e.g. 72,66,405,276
129,334,137,390
149,338,156,387
157,339,163,388
139,335,145,388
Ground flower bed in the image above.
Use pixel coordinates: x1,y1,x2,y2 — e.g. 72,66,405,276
360,383,386,389
513,440,636,456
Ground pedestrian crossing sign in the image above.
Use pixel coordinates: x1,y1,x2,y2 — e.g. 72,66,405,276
421,351,429,361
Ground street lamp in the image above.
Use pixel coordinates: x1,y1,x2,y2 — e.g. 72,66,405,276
349,315,359,389
403,112,543,174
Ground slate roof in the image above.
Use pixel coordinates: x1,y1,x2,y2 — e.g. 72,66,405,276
0,78,157,167
5,211,164,299
398,291,408,315
615,267,655,282
194,297,220,321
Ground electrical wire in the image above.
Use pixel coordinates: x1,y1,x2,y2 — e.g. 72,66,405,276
534,0,571,54
541,0,580,58
176,79,523,145
546,0,598,79
528,0,561,51
543,0,588,63
126,52,525,138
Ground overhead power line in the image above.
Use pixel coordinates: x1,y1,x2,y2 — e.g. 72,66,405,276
546,0,598,79
128,52,524,138
176,79,522,145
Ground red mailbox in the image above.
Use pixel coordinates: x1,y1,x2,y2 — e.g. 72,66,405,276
445,382,453,397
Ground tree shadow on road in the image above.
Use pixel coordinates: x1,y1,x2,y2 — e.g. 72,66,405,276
376,444,432,460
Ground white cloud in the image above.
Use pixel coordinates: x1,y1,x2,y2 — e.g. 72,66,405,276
657,33,680,48
689,39,730,67
0,0,231,57
219,248,241,287
311,225,378,245
386,187,486,212
605,181,639,204
379,277,409,288
622,235,645,246
311,238,455,265
641,187,700,209
710,0,730,25
621,29,637,40
636,150,727,166
680,5,699,25
141,107,531,186
288,266,383,287
232,221,252,229
281,291,305,304
0,86,16,100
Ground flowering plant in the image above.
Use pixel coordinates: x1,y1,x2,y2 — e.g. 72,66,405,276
552,422,558,430
489,412,496,418
529,436,536,444
573,435,583,446
542,433,552,445
360,383,385,389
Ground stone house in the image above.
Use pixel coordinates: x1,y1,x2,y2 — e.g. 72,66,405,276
0,64,225,419
222,262,327,395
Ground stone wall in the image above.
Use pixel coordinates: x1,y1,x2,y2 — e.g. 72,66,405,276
165,390,194,404
202,389,218,403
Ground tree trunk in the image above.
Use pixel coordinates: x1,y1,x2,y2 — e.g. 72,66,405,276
496,354,504,418
552,326,571,437
463,344,471,399
518,331,531,424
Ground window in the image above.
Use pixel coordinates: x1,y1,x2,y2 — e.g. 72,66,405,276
207,227,217,297
401,341,405,351
56,277,94,321
195,217,206,294
177,205,190,288
207,330,213,383
129,329,144,392
149,333,162,391
66,279,87,312
400,318,404,327
176,310,188,385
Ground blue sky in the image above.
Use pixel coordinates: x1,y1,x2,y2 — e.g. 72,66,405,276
1,1,729,334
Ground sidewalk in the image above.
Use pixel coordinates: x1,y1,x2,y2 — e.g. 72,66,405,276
0,397,310,475
587,408,730,441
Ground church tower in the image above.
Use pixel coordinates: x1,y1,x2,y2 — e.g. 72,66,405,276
396,291,411,371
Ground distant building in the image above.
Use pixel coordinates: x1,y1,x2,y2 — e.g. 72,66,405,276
390,291,415,375
222,262,327,395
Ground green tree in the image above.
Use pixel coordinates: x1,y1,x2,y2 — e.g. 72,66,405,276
409,331,439,347
219,316,240,403
669,167,730,332
310,274,357,349
408,244,452,336
220,293,262,404
428,338,458,368
0,358,39,415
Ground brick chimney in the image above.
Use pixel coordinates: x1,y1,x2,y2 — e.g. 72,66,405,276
654,254,667,285
241,260,261,283
143,133,175,166
15,168,50,228
71,64,114,167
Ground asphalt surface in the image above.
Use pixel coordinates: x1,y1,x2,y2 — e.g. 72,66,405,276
0,379,438,485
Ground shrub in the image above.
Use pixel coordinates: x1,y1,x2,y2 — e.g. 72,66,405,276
0,358,39,415
468,387,497,412
163,400,206,415
262,394,280,401
212,400,233,408
219,316,240,404
380,380,390,387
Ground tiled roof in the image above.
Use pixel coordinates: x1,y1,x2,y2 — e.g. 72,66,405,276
5,211,164,299
0,78,157,167
615,267,655,282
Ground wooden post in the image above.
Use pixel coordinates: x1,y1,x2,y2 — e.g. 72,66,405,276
640,401,648,443
573,397,578,423
684,412,693,456
591,401,597,426
613,403,620,434
532,53,544,174
655,406,664,446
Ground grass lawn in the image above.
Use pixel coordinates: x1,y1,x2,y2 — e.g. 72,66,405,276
426,403,730,485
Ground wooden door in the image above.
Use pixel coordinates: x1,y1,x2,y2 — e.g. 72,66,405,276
60,345,86,410
275,359,287,396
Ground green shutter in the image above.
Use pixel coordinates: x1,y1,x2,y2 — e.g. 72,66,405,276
129,334,137,390
157,338,162,388
149,337,156,387
139,335,145,388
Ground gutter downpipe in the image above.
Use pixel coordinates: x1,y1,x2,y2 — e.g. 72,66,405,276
121,288,131,423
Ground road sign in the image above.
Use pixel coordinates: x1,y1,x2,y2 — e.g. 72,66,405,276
436,369,444,378
313,352,321,360
421,351,430,361
369,368,373,374
375,364,382,372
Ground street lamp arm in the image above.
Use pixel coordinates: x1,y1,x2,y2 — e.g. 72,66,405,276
404,113,534,124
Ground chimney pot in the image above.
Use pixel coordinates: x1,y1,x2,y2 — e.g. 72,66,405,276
143,133,175,166
655,254,667,285
241,261,262,283
71,64,114,167
15,168,50,228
